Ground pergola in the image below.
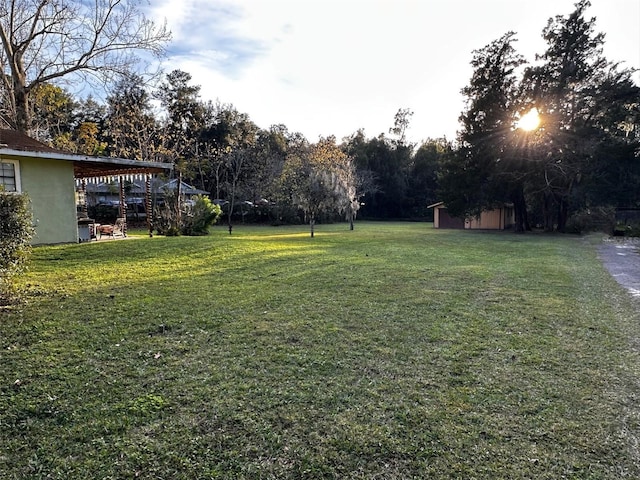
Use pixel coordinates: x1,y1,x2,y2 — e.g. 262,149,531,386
72,156,172,237
0,128,172,239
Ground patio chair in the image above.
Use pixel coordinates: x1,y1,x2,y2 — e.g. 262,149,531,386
98,218,126,239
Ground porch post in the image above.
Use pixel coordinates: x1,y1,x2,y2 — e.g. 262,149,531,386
119,175,127,237
146,174,153,237
176,170,182,227
80,178,88,217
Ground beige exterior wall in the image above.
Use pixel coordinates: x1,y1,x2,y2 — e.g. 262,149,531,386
431,203,515,230
11,155,78,244
466,209,503,229
465,208,514,230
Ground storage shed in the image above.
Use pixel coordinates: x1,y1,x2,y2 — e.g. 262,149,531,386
428,202,515,230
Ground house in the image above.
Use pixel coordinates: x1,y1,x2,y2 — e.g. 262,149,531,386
0,129,171,245
83,177,208,219
428,202,515,230
84,178,208,206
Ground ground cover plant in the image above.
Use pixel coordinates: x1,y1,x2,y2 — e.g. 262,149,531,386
1,222,640,479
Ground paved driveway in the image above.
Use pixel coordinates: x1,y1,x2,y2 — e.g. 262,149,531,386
598,238,640,298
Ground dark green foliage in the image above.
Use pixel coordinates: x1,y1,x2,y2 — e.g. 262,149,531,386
565,206,616,234
439,32,527,228
343,131,412,219
439,1,640,232
0,192,34,304
405,139,449,219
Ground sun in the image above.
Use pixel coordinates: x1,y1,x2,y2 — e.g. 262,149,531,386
516,108,540,131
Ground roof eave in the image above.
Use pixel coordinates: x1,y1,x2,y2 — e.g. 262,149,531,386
0,148,172,177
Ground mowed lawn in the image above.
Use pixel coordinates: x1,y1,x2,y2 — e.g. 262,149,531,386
1,222,640,479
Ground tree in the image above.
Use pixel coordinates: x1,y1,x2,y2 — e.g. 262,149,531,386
407,138,450,219
283,137,358,237
343,129,408,219
442,1,638,233
196,104,259,231
28,82,75,141
0,0,170,133
155,70,208,162
104,74,160,161
223,148,248,233
520,0,639,231
389,107,414,146
439,32,528,229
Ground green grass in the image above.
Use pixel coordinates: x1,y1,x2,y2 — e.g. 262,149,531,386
1,222,639,479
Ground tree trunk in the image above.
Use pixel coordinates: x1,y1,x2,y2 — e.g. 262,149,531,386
510,186,529,233
543,190,555,232
310,218,315,238
347,211,354,230
557,196,569,233
14,80,29,133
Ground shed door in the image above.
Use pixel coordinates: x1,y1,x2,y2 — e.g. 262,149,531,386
438,208,465,229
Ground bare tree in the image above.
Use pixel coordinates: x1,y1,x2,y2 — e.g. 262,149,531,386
0,0,171,133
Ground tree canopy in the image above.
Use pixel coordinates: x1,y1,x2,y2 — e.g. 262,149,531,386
0,0,170,132
439,0,640,232
1,0,637,232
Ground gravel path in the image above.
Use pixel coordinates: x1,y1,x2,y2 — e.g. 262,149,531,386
598,238,640,298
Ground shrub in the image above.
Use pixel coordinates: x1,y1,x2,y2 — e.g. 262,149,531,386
181,195,222,236
613,222,640,237
0,192,34,305
565,206,616,235
154,195,221,236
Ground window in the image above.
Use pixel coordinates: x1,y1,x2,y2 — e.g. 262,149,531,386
0,160,20,192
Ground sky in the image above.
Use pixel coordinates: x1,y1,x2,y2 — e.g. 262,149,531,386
144,0,640,145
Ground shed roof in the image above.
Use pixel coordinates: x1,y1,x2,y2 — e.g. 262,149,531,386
0,129,171,178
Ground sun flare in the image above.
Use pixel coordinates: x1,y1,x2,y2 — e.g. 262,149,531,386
516,108,540,131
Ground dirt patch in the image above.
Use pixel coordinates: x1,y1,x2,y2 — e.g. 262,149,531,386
598,238,640,298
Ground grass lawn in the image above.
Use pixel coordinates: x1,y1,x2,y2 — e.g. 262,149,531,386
1,222,640,479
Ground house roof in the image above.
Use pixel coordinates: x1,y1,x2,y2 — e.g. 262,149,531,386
0,129,171,178
0,129,63,154
162,179,208,195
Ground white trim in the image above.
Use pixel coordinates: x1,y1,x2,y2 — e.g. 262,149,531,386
0,147,168,170
0,158,21,192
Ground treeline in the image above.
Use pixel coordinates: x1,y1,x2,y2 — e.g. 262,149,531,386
439,0,640,232
2,0,639,230
9,71,445,223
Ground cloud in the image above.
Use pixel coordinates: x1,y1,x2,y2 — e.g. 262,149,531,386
145,0,640,144
149,0,274,78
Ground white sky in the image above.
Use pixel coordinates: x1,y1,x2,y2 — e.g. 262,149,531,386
144,0,640,145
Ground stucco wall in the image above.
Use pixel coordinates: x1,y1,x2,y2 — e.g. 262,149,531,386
17,156,78,244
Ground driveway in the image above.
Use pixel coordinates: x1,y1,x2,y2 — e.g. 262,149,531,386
598,238,640,298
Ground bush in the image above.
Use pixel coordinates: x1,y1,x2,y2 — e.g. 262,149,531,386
181,195,222,235
613,222,640,237
565,206,616,234
0,192,34,305
154,195,221,236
